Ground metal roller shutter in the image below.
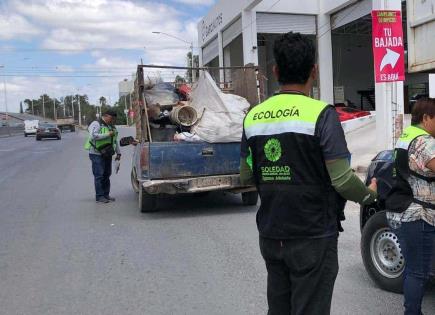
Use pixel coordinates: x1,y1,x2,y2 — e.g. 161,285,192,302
202,36,219,65
222,18,242,48
256,13,316,35
331,0,372,30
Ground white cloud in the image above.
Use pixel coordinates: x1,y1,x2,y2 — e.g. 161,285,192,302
173,0,215,5
0,14,42,40
0,0,213,113
55,65,74,72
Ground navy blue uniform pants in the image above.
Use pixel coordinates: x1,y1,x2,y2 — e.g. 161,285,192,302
395,220,435,315
89,154,112,200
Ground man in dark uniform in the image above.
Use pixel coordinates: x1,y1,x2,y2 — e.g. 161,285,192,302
241,32,377,315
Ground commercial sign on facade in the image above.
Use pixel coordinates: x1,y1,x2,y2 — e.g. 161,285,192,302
372,10,405,83
201,13,223,43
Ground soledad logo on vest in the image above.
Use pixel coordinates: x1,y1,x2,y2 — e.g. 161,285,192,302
262,138,291,182
264,138,282,162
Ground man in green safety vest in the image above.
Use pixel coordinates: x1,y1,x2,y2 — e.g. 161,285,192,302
240,32,377,314
84,109,121,204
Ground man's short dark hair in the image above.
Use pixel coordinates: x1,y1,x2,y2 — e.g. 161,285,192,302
273,32,316,85
103,109,117,118
411,98,435,125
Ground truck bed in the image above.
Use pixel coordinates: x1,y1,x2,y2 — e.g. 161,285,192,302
147,142,241,180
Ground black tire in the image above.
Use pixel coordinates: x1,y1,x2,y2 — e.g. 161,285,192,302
242,191,258,206
24,133,27,137
361,211,404,293
36,136,41,141
131,168,139,194
139,185,157,213
57,136,61,140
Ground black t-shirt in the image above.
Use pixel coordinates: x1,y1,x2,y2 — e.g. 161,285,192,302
241,104,351,238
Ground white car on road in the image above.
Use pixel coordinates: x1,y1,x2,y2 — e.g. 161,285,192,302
24,120,39,137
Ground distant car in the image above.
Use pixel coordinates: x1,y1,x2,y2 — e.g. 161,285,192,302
335,106,371,122
36,123,61,141
24,120,39,137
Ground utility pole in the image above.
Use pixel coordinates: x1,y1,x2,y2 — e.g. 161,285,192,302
2,66,11,136
53,96,57,120
124,94,128,125
63,97,66,117
31,99,34,115
71,95,75,120
190,43,194,83
42,95,46,118
78,94,82,126
373,0,404,150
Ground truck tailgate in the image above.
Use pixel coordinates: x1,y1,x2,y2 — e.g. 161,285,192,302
148,142,241,179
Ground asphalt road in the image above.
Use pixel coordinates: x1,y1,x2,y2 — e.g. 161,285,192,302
0,128,433,315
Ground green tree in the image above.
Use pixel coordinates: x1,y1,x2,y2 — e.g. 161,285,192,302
99,96,107,107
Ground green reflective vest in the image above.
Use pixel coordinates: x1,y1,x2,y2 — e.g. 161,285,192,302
395,125,429,150
244,94,328,140
84,123,118,151
243,93,343,238
386,125,434,212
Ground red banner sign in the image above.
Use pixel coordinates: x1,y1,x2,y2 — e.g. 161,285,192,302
372,10,405,83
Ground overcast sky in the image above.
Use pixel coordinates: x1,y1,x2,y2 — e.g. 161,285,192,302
0,0,215,113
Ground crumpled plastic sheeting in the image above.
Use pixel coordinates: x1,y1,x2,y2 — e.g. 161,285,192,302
145,82,179,106
190,71,250,143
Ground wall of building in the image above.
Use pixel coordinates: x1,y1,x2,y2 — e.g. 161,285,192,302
199,0,320,48
321,0,358,14
254,0,318,14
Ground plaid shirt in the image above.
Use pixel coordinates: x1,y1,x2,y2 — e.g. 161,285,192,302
387,135,435,227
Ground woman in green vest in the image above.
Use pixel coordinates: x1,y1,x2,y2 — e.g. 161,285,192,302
387,99,435,315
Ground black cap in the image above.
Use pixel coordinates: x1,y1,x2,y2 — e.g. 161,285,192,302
103,109,117,117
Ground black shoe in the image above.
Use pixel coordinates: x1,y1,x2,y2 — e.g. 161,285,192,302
105,196,116,202
96,197,110,204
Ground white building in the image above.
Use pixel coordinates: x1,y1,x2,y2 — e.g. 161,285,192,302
198,0,434,149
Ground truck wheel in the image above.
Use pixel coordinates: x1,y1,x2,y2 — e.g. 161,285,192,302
131,168,140,193
139,185,157,213
242,191,258,206
24,133,27,137
36,136,41,141
361,211,404,293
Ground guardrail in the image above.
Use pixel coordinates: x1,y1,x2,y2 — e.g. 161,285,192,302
0,126,24,137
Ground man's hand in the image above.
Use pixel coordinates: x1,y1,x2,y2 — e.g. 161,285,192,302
115,154,121,161
368,178,377,193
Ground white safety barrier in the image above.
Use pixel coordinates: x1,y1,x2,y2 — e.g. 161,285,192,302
341,113,376,134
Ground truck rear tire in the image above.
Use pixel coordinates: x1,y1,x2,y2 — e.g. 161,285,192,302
361,211,404,293
139,185,157,213
242,191,258,206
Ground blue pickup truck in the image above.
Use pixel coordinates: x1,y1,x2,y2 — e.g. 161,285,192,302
129,65,258,213
130,141,257,212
